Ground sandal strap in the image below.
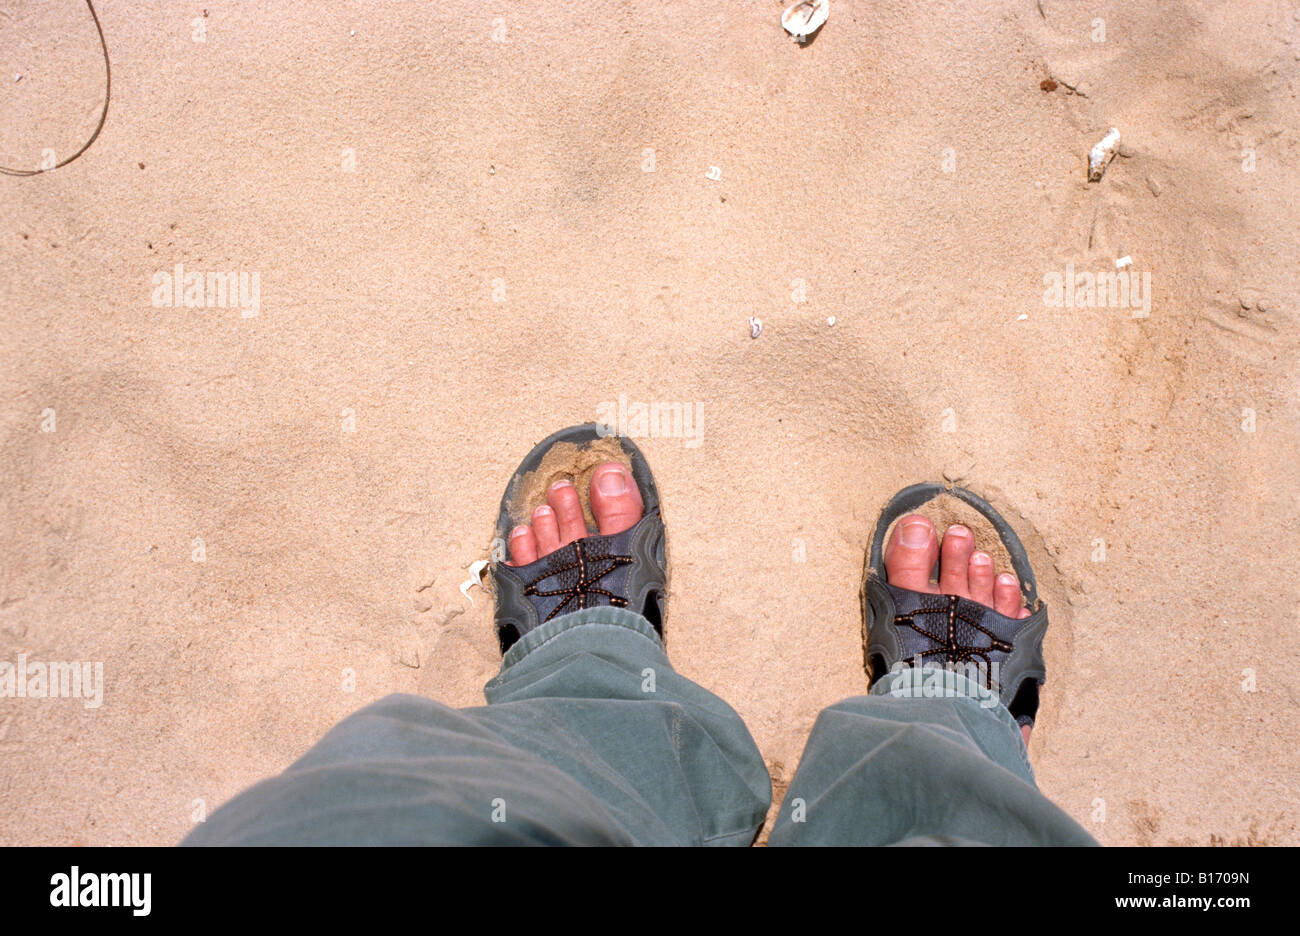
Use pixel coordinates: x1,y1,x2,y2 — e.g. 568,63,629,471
493,511,666,653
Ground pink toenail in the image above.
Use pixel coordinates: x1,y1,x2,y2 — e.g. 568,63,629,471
900,520,930,547
510,525,529,538
549,479,573,490
596,467,628,496
948,524,971,538
998,573,1017,586
533,505,553,516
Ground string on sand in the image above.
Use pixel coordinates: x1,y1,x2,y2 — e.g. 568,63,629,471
1,0,110,177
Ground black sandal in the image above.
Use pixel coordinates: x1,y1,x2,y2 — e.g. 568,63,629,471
490,424,668,654
861,483,1049,728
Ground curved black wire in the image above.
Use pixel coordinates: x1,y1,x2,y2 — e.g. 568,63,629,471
1,0,110,177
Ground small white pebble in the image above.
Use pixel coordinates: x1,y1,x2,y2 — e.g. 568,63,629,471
748,316,762,338
827,316,835,326
1016,313,1028,321
1115,255,1133,269
14,74,21,83
1088,127,1121,181
350,30,355,36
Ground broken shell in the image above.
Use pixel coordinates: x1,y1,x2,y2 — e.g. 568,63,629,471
459,559,489,605
782,0,828,43
1088,127,1121,181
749,316,762,338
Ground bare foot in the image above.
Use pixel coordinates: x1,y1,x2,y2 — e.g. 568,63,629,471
506,462,643,565
883,514,1035,746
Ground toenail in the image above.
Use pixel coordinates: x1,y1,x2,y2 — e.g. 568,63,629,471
595,467,628,496
971,551,992,565
900,520,931,547
549,478,573,490
533,505,552,516
997,573,1017,586
510,525,530,539
948,524,971,539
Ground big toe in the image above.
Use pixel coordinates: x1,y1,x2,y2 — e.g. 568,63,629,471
884,515,939,593
589,462,643,535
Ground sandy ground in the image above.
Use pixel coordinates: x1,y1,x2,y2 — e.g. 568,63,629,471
2,0,1298,846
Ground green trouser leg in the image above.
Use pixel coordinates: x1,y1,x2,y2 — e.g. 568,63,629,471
768,666,1098,846
182,607,771,846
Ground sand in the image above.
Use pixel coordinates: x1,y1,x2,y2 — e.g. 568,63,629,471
1,0,1297,845
506,437,634,530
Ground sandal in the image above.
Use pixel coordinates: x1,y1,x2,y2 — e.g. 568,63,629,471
490,424,668,654
860,483,1049,728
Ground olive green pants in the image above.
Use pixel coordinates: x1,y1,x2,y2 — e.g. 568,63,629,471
182,607,1095,846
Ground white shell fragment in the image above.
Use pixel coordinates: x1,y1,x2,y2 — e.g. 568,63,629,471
782,0,828,43
749,316,762,338
1115,255,1133,269
460,559,489,605
1088,128,1121,181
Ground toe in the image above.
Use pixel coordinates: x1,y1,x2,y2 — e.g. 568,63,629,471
546,479,588,545
589,462,643,535
968,551,995,607
994,573,1023,617
938,525,974,597
531,504,560,555
508,524,538,566
884,515,939,593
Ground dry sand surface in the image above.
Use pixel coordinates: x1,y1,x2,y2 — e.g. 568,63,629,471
2,0,1298,845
